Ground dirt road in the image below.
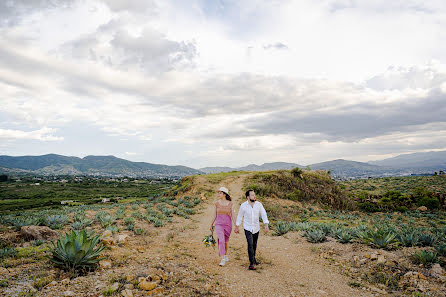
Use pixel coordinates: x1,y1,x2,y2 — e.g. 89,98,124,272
173,174,373,297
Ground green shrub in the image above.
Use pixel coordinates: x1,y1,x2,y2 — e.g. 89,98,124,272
410,250,439,267
418,233,437,247
274,221,290,236
397,231,419,247
49,230,105,275
357,228,398,249
303,229,326,243
435,244,446,257
358,202,380,212
0,247,17,259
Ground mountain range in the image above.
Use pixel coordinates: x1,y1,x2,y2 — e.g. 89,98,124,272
0,154,202,178
0,150,445,179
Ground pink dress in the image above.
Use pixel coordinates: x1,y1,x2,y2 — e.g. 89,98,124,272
215,200,233,256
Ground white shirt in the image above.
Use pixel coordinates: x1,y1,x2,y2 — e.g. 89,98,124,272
236,200,269,234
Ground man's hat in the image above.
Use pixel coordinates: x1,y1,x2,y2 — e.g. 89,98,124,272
219,187,229,195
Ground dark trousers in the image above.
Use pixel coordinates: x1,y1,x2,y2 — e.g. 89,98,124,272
244,229,259,265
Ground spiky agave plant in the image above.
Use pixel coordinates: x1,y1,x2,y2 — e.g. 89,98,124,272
49,230,105,275
274,221,290,236
410,250,439,267
358,228,398,249
303,229,326,243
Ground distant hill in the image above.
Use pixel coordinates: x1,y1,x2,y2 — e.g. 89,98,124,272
308,159,394,178
0,154,203,178
199,162,302,174
368,150,446,170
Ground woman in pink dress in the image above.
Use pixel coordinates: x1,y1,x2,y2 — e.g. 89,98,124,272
210,186,236,266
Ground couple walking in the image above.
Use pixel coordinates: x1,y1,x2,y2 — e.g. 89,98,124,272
210,186,269,270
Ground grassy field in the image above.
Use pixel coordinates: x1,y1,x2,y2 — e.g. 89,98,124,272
339,175,446,195
0,178,174,211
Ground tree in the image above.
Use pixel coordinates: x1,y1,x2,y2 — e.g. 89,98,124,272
0,174,8,182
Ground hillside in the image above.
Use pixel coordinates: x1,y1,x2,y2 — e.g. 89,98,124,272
0,154,203,178
368,150,446,170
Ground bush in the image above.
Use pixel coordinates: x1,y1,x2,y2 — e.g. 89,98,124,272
303,229,326,243
274,221,290,236
418,233,437,247
357,228,398,249
358,202,380,213
49,230,105,275
410,250,439,267
417,196,440,210
397,231,419,247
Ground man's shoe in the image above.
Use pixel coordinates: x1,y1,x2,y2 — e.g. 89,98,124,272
219,259,226,266
248,265,256,270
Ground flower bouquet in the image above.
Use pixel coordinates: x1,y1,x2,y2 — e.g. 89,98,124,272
203,227,216,248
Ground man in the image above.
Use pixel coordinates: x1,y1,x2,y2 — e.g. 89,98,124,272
235,189,269,270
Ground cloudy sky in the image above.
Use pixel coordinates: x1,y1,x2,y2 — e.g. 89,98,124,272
1,0,446,168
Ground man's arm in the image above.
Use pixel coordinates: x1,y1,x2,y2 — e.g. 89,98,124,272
234,203,244,233
259,203,269,233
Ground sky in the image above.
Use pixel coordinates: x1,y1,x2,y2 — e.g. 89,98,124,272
1,0,446,169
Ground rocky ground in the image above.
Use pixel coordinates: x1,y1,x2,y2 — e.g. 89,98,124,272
1,173,445,296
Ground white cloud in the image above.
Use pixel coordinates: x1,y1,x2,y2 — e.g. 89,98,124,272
1,0,446,167
0,127,63,141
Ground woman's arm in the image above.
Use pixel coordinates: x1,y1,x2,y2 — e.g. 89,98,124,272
231,204,237,226
210,203,217,231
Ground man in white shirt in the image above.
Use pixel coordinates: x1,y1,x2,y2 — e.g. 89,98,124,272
235,189,269,270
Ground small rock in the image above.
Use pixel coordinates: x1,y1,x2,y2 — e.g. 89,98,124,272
359,259,368,265
431,264,444,275
99,260,112,269
370,253,378,260
61,278,70,285
377,255,386,264
102,230,113,237
117,234,129,244
110,282,120,292
404,271,415,277
370,287,387,294
417,206,428,212
122,289,133,297
124,284,134,290
364,253,371,259
138,280,157,291
101,237,115,245
126,275,134,282
146,287,164,295
64,291,75,296
46,281,58,287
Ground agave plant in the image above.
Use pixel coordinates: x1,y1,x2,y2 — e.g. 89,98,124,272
46,215,69,229
49,230,105,275
410,250,439,267
303,229,326,243
0,247,17,259
335,230,353,244
417,233,437,247
274,221,290,236
358,228,398,249
397,231,420,247
435,244,446,257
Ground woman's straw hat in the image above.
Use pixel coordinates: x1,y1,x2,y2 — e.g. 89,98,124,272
219,186,229,195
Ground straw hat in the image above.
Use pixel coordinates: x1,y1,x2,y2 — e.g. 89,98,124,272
219,186,229,195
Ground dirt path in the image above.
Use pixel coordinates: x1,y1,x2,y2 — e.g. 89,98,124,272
172,174,373,297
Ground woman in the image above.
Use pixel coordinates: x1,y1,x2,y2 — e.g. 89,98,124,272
210,186,236,266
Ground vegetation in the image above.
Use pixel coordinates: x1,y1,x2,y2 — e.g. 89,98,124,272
244,169,354,210
0,176,174,211
49,230,105,275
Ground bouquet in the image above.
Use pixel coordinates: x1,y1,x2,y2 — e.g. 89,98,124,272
203,227,216,248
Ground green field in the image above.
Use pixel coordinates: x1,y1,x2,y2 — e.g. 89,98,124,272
0,178,174,211
338,175,446,195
